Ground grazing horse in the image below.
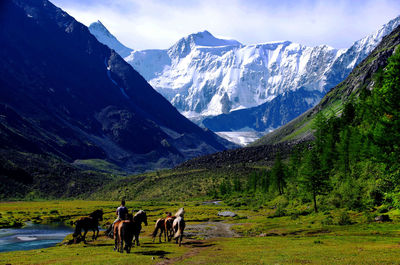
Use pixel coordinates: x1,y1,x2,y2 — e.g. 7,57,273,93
73,209,103,243
173,208,185,246
114,213,135,253
152,218,165,243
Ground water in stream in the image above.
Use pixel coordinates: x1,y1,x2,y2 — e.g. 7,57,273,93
0,222,73,252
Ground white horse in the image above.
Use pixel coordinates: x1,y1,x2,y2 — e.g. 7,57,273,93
173,208,185,246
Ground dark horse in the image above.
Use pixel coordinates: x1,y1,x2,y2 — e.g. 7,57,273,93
73,209,103,243
114,210,147,253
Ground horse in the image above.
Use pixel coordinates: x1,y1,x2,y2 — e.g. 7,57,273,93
132,210,148,247
72,209,103,243
165,214,176,242
152,212,174,243
114,213,135,253
114,210,147,253
151,218,165,243
173,208,185,246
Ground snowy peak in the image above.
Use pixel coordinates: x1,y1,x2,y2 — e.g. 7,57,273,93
126,16,400,123
168,30,241,58
89,20,133,58
188,30,242,47
89,20,111,37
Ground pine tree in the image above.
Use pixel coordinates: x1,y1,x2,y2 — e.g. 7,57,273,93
271,153,287,195
299,148,329,212
371,47,400,176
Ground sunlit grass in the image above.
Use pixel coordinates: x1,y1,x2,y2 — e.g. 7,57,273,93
2,201,400,264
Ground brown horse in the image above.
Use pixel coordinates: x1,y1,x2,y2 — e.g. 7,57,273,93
152,212,174,243
114,210,148,253
173,208,185,246
73,209,103,243
165,215,176,242
114,213,134,253
151,218,165,243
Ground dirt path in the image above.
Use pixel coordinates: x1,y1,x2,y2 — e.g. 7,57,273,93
155,221,239,264
155,240,214,265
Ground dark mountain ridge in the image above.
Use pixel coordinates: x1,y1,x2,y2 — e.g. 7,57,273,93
0,0,236,175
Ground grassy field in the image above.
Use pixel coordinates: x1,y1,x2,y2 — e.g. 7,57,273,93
1,201,400,264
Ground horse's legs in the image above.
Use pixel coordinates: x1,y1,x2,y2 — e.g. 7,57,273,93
83,229,88,243
135,233,140,246
120,237,124,253
163,228,166,242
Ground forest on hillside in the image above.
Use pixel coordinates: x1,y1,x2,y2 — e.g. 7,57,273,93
212,48,400,214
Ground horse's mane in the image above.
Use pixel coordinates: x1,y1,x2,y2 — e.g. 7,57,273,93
175,208,184,217
126,213,134,221
134,210,145,217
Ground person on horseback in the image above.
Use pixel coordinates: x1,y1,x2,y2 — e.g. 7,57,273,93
106,199,129,237
116,200,129,221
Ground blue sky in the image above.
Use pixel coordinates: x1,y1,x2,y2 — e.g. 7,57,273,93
51,0,400,50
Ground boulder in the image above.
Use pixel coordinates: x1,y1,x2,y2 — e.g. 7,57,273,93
375,215,391,222
218,211,237,217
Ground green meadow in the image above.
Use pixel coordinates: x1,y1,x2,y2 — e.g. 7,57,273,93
1,201,400,264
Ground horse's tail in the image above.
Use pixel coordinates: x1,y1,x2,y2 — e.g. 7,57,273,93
72,220,82,244
73,221,81,237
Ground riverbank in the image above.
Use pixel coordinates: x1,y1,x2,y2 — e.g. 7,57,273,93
0,222,73,253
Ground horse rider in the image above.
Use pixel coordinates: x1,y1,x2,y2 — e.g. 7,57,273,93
106,199,129,237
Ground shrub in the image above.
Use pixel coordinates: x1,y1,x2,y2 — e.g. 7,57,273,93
322,214,334,225
337,210,352,225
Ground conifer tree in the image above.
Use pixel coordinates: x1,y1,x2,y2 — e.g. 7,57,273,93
271,153,287,195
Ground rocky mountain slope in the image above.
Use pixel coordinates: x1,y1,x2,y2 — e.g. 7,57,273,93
122,17,399,142
252,24,400,146
171,23,400,170
0,0,236,177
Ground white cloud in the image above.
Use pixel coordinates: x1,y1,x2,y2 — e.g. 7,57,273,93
51,0,400,50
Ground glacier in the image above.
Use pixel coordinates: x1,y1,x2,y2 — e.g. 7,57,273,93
125,17,400,123
90,16,400,145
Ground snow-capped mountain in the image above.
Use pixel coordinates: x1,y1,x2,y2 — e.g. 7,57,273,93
125,17,400,122
89,20,133,58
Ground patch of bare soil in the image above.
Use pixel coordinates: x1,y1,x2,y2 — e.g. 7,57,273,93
155,221,239,264
155,240,214,265
185,221,239,239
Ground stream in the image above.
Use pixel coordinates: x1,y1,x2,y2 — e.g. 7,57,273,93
0,222,73,252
